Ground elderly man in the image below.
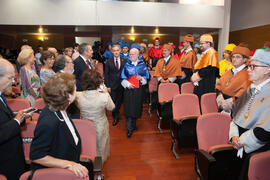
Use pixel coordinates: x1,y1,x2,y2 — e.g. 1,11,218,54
73,43,95,91
154,44,182,83
105,45,127,126
191,34,219,99
216,46,251,113
179,34,197,84
229,49,270,179
53,55,74,74
0,59,27,180
120,48,150,138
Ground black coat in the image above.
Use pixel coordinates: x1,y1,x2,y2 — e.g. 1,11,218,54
104,57,127,90
73,56,90,91
0,99,26,180
30,107,81,170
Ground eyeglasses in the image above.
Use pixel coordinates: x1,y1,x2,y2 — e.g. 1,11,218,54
231,55,243,59
199,42,207,45
248,64,269,71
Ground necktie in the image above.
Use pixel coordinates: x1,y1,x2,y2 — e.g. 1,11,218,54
86,60,91,69
115,59,119,70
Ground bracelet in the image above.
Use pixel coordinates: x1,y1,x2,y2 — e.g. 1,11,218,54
65,163,74,169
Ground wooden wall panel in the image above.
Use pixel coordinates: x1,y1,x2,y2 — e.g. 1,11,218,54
229,24,270,50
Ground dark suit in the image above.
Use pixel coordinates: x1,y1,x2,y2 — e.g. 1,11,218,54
73,55,92,91
0,95,26,180
104,57,127,119
30,107,81,170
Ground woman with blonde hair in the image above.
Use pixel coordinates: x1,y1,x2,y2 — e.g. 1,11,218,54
17,49,40,105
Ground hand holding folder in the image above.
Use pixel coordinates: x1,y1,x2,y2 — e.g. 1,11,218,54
127,75,139,88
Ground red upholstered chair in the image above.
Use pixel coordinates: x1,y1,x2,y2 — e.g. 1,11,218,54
7,98,31,112
181,82,194,94
157,83,180,133
172,94,200,159
200,93,218,114
32,98,45,120
0,175,7,180
21,121,37,165
194,113,237,180
73,119,103,180
148,75,158,116
19,168,89,180
248,151,270,180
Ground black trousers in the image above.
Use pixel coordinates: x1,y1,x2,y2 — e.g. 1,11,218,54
110,86,124,118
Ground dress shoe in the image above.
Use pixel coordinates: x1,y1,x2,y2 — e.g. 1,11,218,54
127,130,133,138
112,118,119,126
133,127,138,131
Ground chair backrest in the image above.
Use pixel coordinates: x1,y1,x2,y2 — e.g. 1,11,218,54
40,86,43,95
7,98,31,112
73,119,97,162
158,83,180,103
20,168,89,180
196,113,231,152
181,82,194,94
96,62,103,76
172,94,201,121
248,150,270,180
21,121,37,161
33,98,45,109
148,77,158,93
200,93,218,114
0,174,7,180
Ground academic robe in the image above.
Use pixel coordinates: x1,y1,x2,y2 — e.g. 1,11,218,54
120,52,129,60
219,59,234,77
194,48,219,98
179,49,197,82
216,67,251,101
120,58,150,118
154,56,182,80
177,49,185,60
103,50,114,60
149,46,163,67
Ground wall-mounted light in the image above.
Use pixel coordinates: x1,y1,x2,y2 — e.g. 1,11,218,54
155,27,159,34
131,26,135,34
38,26,43,33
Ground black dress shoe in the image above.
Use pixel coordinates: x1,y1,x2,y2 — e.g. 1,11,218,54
127,130,133,138
112,118,119,126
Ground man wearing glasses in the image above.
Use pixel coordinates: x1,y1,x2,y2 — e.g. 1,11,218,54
191,34,219,99
216,45,251,113
229,49,270,179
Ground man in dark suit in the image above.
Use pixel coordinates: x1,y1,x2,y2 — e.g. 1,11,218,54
0,59,27,180
73,43,95,91
105,45,127,126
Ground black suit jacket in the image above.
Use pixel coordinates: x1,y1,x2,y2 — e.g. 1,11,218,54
30,107,81,170
104,57,127,90
0,99,25,180
73,56,90,91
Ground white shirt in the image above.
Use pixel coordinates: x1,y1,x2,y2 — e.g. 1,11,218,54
232,64,246,75
202,47,212,55
250,77,270,94
60,111,79,145
185,48,192,54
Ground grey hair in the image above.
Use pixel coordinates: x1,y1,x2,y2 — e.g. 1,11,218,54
53,55,68,72
112,44,121,49
79,43,90,55
0,59,11,78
